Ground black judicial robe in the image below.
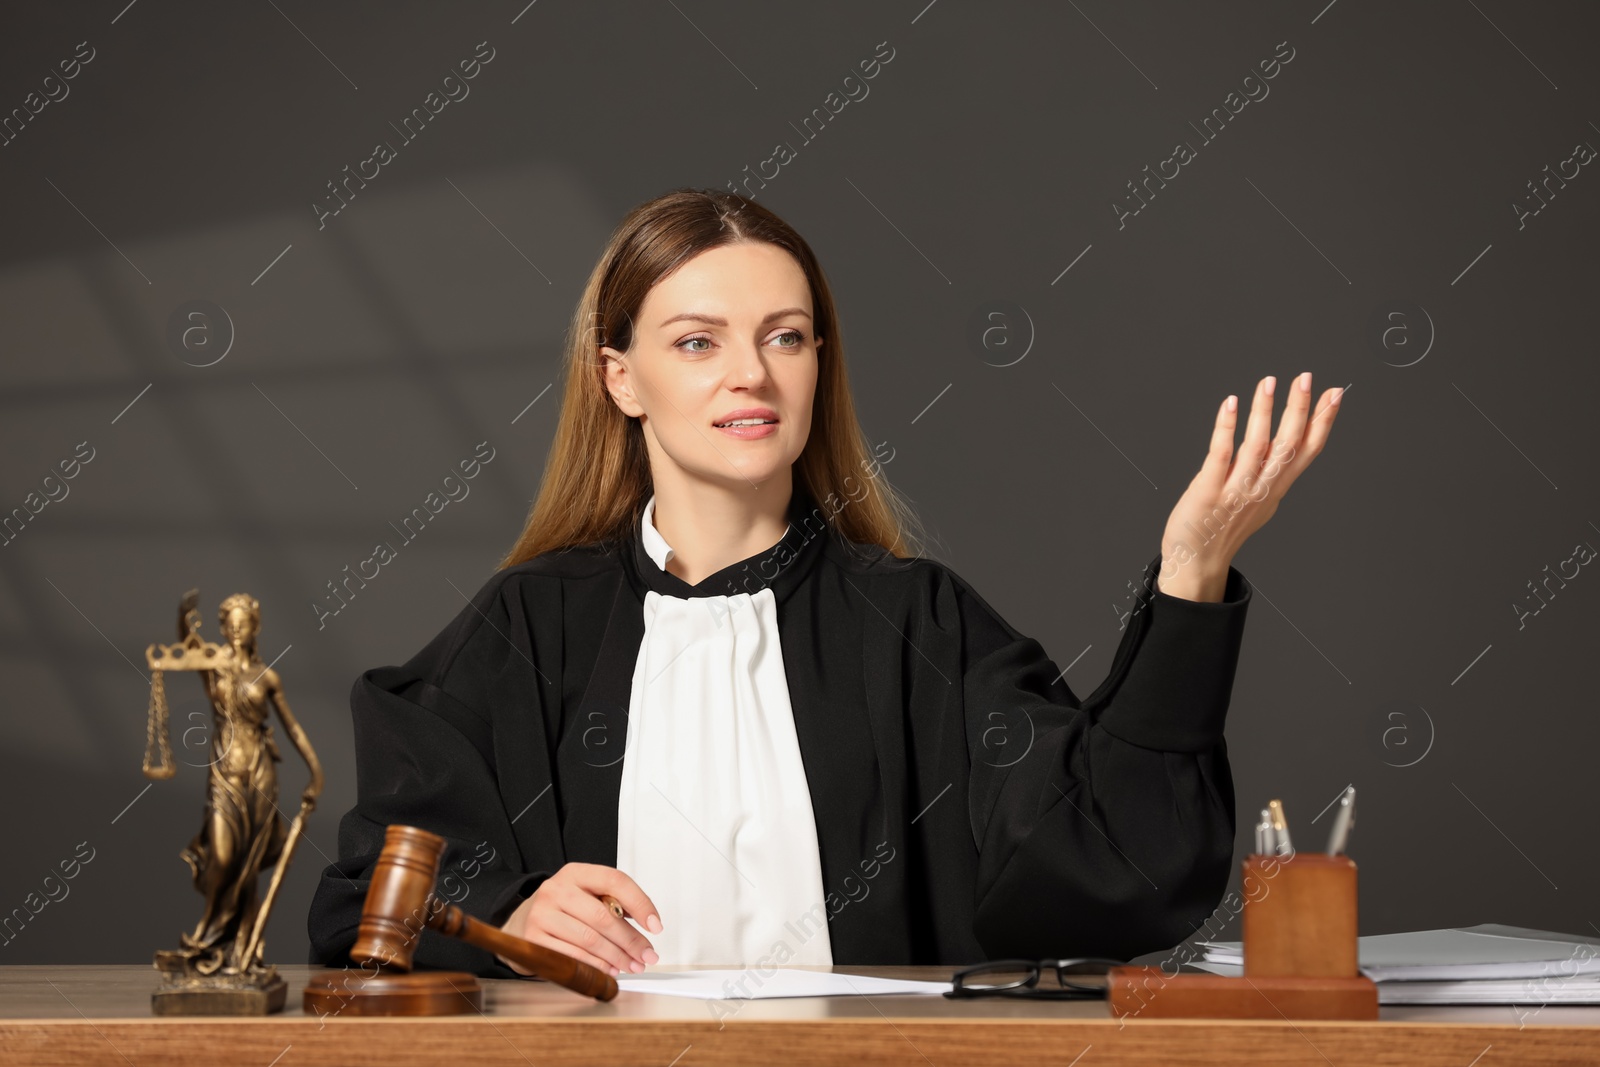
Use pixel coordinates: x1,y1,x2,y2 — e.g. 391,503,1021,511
307,485,1252,976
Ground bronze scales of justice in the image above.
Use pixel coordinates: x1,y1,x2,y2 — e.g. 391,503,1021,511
140,589,322,1015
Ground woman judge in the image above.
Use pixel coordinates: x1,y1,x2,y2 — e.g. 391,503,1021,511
307,188,1342,980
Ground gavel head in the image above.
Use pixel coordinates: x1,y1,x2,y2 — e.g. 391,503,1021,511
349,824,450,973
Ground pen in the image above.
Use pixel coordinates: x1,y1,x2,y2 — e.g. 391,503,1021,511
1268,798,1294,855
1257,807,1275,856
1325,786,1356,855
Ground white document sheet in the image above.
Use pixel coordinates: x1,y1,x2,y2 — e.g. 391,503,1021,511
616,969,952,1000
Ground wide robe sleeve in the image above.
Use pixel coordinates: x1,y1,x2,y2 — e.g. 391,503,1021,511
306,570,559,977
955,550,1251,961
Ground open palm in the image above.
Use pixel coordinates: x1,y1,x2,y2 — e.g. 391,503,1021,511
1156,372,1343,601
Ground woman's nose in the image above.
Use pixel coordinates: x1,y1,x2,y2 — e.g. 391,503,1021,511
729,342,770,382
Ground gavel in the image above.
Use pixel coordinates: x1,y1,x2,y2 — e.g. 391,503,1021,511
303,824,617,1016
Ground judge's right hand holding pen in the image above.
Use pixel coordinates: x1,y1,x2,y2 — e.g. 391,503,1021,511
498,862,663,977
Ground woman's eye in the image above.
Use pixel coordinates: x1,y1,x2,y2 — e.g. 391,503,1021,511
676,331,803,354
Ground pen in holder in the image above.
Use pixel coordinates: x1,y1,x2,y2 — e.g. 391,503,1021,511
1106,849,1378,1020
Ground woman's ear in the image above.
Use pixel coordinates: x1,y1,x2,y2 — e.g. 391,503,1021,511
600,345,644,417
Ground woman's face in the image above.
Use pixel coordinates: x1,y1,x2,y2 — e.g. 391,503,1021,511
221,607,256,647
601,240,821,492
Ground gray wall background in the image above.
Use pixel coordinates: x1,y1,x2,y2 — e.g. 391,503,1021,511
2,0,1595,966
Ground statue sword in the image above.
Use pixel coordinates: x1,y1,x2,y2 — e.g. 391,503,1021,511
239,795,313,972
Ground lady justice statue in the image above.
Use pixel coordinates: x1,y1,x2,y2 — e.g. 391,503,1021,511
142,589,323,1014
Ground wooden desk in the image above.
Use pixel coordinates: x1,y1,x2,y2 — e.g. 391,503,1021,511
5,964,1600,1066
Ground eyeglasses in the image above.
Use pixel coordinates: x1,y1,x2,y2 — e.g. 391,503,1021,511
944,958,1121,1000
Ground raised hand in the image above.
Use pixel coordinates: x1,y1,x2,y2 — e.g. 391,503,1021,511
1156,372,1343,601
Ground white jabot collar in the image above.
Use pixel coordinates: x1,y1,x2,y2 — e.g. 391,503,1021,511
622,491,831,966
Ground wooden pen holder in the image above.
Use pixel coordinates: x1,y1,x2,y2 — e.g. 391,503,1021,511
1242,851,1358,977
1107,851,1378,1020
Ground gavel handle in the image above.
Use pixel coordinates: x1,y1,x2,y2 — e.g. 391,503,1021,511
428,900,619,1001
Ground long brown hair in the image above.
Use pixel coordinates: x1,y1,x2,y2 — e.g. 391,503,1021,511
497,188,930,570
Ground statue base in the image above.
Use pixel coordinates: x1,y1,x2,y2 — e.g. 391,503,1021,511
151,949,287,1016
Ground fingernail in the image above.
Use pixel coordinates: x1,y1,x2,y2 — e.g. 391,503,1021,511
1263,376,1276,396
1298,371,1311,393
644,949,659,965
648,915,663,934
1331,386,1344,406
609,965,620,977
630,960,645,973
1225,394,1237,413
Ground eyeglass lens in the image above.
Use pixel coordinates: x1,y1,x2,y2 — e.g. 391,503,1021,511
958,964,1037,991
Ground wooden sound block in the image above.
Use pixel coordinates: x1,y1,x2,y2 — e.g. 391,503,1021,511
303,969,484,1017
1107,967,1378,1020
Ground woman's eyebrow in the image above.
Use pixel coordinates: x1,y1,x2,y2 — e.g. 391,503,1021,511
657,307,812,328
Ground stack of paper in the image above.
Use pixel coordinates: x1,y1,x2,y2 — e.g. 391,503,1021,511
1192,924,1600,1004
